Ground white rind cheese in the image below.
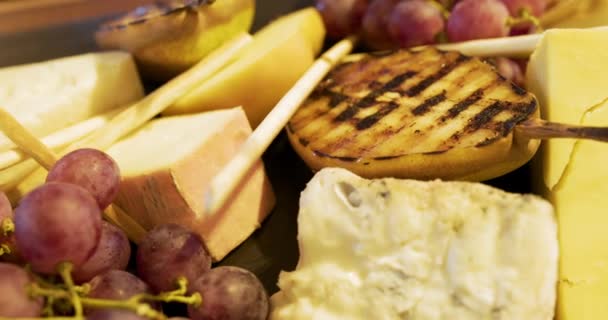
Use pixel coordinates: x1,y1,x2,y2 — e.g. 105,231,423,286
0,51,144,148
270,168,558,320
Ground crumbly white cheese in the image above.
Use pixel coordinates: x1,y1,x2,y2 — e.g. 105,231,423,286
270,168,558,320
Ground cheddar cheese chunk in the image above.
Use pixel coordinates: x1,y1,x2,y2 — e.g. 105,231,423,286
107,108,275,261
526,27,608,320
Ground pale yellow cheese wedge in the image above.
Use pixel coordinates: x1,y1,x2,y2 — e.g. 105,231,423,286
0,52,144,150
106,108,275,261
162,7,326,128
526,27,608,320
526,28,608,190
551,0,608,29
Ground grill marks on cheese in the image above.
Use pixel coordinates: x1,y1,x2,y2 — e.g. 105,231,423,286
287,48,537,161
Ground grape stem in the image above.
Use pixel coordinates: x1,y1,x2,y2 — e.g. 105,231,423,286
138,277,202,307
1,218,14,236
25,276,202,320
0,244,10,256
429,0,451,19
506,8,542,30
58,263,83,318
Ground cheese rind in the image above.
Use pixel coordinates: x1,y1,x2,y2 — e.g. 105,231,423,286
107,108,275,261
526,27,608,320
0,52,144,149
271,168,557,320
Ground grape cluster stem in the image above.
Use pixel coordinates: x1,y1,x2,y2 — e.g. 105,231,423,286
0,244,10,256
506,7,542,30
0,271,202,320
1,218,14,236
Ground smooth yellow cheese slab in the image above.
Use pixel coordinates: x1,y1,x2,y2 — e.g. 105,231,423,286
527,27,608,320
553,0,608,29
527,28,608,189
552,102,608,320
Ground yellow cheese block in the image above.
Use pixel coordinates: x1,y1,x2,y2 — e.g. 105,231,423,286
106,108,275,261
526,27,608,320
552,0,608,29
162,7,326,128
526,28,608,190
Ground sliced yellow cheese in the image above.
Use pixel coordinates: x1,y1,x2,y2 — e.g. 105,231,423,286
106,108,275,261
0,52,144,149
551,104,608,319
552,0,608,29
162,7,326,128
526,27,608,320
526,28,608,189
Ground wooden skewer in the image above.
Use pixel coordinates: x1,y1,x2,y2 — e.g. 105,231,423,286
516,118,608,142
0,106,126,169
0,106,147,242
7,32,252,203
204,35,358,215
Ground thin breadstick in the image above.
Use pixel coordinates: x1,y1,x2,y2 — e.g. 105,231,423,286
8,32,253,203
205,36,358,215
71,32,253,151
0,106,126,169
0,106,147,242
421,26,608,58
0,108,56,170
0,157,41,192
428,33,542,58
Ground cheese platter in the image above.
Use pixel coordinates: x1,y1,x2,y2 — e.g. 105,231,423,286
0,0,608,319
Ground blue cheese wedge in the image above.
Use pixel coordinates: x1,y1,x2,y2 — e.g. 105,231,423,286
270,168,557,320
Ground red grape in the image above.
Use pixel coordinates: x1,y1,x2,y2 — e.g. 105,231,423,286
46,148,121,210
0,263,43,317
87,309,146,320
14,182,102,274
73,221,131,283
387,0,445,47
494,57,525,87
187,266,268,320
315,0,369,39
500,0,547,16
361,0,401,49
87,270,150,301
447,0,510,42
137,224,212,293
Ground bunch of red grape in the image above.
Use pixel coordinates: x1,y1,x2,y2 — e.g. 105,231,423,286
316,0,546,86
0,148,269,320
316,0,548,47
